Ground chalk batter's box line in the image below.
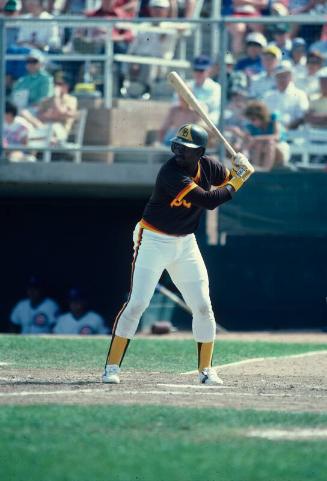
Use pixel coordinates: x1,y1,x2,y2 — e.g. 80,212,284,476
181,350,327,375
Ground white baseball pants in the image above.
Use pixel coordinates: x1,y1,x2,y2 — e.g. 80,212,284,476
113,223,216,342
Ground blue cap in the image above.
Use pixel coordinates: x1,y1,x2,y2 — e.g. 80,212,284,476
292,38,306,50
192,55,212,71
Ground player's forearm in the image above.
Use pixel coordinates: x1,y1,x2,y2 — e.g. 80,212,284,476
186,185,233,210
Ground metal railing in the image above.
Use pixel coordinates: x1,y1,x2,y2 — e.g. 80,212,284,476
1,14,327,164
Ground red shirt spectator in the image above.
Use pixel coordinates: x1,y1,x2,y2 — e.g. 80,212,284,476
86,0,134,43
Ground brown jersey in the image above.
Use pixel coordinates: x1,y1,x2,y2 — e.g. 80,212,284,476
141,155,232,236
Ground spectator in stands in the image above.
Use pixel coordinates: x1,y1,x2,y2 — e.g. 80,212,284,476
263,60,309,129
11,50,54,109
54,288,108,335
290,38,307,78
249,45,282,99
227,0,270,55
20,73,78,143
212,52,247,100
157,96,202,145
186,55,221,125
17,0,61,52
3,100,30,161
122,0,178,98
270,23,293,60
3,0,21,47
3,0,26,97
291,1,325,44
10,275,59,334
240,100,290,170
294,50,324,98
84,0,135,53
304,67,327,128
172,0,197,17
75,0,136,91
235,32,267,78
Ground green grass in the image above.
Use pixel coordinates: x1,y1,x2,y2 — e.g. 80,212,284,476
1,405,327,481
0,335,326,372
1,336,327,481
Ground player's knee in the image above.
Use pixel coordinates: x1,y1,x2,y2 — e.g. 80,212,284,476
194,301,214,320
125,298,148,320
192,316,216,342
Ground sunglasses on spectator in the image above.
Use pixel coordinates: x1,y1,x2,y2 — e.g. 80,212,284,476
26,58,39,64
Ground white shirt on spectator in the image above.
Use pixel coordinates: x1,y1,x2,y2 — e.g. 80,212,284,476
291,58,307,79
263,82,309,126
186,78,221,124
18,12,61,50
249,72,276,99
11,298,59,334
294,71,321,98
4,119,29,145
54,311,108,335
128,26,177,59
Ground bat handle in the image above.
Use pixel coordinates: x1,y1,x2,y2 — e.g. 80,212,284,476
222,139,237,159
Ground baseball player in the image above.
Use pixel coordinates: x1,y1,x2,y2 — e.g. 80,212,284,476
102,123,254,385
54,288,108,335
10,275,59,334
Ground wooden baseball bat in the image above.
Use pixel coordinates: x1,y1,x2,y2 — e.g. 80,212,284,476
167,71,236,158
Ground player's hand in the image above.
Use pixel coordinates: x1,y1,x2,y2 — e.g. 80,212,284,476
232,152,251,170
227,160,255,192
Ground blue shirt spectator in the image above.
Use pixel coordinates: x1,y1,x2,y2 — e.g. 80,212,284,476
235,32,267,77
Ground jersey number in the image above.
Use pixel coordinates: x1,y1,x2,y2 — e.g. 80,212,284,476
171,199,192,209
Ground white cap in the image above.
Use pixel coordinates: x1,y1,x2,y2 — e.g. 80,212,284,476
149,0,170,7
245,32,267,48
225,52,235,64
26,49,45,63
318,67,327,78
274,60,293,75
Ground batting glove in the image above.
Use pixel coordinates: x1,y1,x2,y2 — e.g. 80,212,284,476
227,162,255,192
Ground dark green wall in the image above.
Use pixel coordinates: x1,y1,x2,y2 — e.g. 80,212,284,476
0,172,326,332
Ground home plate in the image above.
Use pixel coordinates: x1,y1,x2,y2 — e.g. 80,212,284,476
157,383,228,389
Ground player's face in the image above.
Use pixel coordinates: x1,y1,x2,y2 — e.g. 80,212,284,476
27,287,42,305
172,142,203,175
70,300,86,319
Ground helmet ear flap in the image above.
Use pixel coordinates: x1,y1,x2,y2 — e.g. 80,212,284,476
198,147,205,157
171,141,179,154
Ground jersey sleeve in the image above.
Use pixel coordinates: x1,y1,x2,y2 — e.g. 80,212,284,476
160,169,197,206
185,184,233,210
206,156,231,187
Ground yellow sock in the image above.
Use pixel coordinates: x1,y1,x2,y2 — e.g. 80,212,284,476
197,342,214,371
106,335,130,366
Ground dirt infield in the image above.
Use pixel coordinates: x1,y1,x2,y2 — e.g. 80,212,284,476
1,350,327,412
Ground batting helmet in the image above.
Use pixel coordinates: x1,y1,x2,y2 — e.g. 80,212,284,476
171,124,208,149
